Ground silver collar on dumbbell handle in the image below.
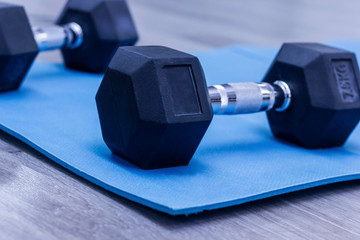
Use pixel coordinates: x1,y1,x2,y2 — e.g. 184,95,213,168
208,81,291,114
32,22,83,51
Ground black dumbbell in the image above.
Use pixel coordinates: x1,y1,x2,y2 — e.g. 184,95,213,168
0,0,138,92
96,43,360,169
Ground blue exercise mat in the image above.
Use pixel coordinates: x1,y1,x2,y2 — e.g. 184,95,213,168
1,42,360,215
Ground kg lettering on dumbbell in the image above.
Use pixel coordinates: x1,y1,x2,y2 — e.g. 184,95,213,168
0,0,138,92
96,43,360,169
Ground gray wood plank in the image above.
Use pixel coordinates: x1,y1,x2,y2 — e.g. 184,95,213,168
2,0,360,239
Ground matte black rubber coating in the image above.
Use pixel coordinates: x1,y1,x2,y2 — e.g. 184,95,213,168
96,46,213,169
56,0,138,73
96,43,360,169
263,43,360,148
0,3,38,92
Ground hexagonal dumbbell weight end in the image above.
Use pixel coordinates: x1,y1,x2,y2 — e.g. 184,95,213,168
96,46,213,169
263,43,360,148
0,3,38,91
57,0,138,73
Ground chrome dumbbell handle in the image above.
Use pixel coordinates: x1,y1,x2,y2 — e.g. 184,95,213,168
32,22,83,51
208,80,291,115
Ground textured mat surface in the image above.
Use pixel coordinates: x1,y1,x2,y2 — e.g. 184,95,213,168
0,42,360,215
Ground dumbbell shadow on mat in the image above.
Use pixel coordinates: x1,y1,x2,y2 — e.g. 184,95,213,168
0,0,138,92
96,43,360,170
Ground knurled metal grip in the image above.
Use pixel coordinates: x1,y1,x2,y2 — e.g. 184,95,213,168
208,81,291,114
32,22,83,51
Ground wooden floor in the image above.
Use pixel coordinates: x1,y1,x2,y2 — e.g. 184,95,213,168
2,0,360,239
